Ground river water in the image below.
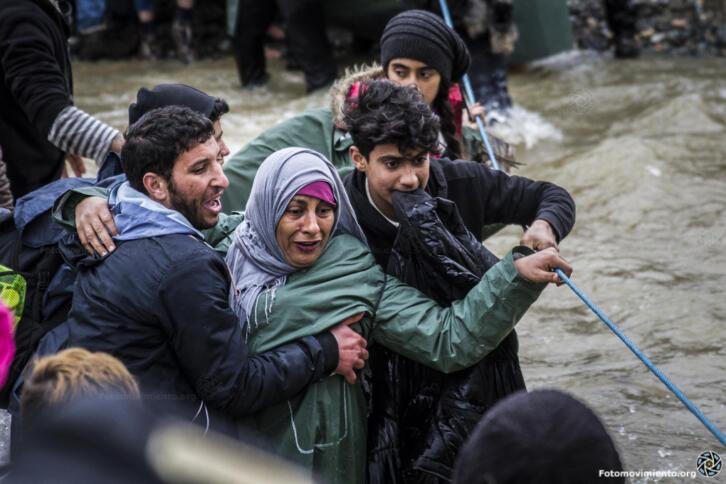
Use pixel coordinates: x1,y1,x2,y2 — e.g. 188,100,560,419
3,51,725,481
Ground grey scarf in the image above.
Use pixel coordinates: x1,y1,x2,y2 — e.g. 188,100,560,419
225,147,367,336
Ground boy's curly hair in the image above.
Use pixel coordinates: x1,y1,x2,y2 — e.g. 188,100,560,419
343,80,440,159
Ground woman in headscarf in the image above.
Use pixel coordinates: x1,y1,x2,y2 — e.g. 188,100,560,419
225,147,570,484
343,8,492,162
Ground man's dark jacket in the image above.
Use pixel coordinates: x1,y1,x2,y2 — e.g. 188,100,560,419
0,0,73,198
62,231,338,428
344,157,576,267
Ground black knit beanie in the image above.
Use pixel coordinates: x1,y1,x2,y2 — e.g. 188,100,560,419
451,390,625,484
129,84,215,125
380,9,471,83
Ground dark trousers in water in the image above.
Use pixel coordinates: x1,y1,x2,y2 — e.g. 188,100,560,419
604,0,639,57
466,33,513,115
232,0,336,92
604,0,637,39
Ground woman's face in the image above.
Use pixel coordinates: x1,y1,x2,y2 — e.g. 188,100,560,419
386,58,442,106
276,195,335,268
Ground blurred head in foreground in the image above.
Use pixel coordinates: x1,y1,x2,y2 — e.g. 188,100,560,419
452,389,624,484
20,347,140,422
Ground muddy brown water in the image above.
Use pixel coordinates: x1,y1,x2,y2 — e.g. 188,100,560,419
2,52,725,481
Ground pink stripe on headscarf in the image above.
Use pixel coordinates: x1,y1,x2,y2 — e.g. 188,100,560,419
296,181,337,207
0,302,14,388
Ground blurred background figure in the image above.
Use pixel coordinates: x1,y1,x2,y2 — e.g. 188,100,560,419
401,0,519,120
451,389,625,484
75,0,107,39
604,0,640,58
0,0,123,205
136,0,196,62
74,0,141,61
231,0,337,92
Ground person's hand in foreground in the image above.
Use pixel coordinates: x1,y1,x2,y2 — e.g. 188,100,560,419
466,102,486,126
514,247,572,286
64,153,86,177
76,196,118,256
520,219,559,252
329,312,368,384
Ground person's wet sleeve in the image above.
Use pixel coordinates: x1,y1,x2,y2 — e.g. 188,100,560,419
372,247,545,373
221,109,339,212
157,250,338,417
202,211,245,256
448,161,576,242
47,106,120,165
51,186,111,230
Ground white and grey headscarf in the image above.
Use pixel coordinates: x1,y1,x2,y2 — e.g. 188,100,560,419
225,147,367,335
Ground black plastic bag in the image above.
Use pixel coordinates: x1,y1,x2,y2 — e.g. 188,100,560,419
365,189,525,484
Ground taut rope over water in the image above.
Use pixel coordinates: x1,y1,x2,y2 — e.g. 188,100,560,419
437,0,726,447
555,268,726,446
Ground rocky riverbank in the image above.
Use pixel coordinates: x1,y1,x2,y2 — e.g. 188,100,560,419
568,0,726,56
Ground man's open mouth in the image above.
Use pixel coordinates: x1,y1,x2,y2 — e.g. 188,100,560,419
203,197,222,214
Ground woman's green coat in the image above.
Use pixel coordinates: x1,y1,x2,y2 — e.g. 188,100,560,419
239,234,544,483
219,108,505,214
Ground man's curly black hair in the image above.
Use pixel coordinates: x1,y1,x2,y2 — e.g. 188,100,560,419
121,106,214,194
343,80,440,159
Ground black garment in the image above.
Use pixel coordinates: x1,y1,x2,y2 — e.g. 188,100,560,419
466,33,513,114
0,0,73,198
451,390,624,484
604,0,639,58
346,163,574,483
232,0,336,92
343,156,576,269
62,232,338,430
10,398,167,484
365,189,526,483
380,9,470,83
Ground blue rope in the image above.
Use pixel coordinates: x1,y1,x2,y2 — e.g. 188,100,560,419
437,0,726,448
555,268,726,446
437,0,500,171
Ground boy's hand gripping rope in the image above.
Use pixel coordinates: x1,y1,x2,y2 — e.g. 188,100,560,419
437,0,726,447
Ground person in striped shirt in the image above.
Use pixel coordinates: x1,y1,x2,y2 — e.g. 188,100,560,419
0,0,123,202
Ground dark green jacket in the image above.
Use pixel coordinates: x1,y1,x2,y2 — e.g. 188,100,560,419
239,234,544,484
221,108,353,213
220,107,509,214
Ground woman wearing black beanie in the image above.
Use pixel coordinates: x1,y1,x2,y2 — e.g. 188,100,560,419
379,10,483,161
220,10,521,212
330,9,515,169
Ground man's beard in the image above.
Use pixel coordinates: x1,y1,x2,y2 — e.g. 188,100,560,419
168,179,216,230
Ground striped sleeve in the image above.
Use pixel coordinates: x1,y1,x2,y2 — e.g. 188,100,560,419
47,106,119,165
